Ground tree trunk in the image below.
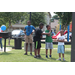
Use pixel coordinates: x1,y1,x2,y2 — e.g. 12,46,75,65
8,20,11,46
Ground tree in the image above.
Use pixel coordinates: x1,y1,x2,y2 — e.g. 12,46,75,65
22,12,46,27
54,12,72,29
52,15,59,20
0,12,27,45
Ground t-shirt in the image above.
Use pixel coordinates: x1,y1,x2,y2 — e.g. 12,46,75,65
25,25,35,36
45,30,53,42
34,28,42,41
57,35,65,45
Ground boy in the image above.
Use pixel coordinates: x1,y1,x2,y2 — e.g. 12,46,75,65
34,23,50,58
24,20,35,55
45,25,53,58
57,30,65,61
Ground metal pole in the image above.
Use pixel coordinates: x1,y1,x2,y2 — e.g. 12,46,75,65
71,12,75,62
4,38,6,52
30,12,31,22
67,25,69,42
60,25,61,30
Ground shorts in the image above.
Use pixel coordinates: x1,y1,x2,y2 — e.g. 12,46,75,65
58,45,65,54
45,42,53,49
34,41,41,49
25,34,33,43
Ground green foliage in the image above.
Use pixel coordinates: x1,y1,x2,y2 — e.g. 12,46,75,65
52,15,59,20
22,12,46,27
54,12,72,27
0,12,27,26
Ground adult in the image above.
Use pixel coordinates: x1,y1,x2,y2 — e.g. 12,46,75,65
24,20,35,55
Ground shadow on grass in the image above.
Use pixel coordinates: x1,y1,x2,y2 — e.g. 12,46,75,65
65,51,71,55
0,52,13,55
35,57,48,61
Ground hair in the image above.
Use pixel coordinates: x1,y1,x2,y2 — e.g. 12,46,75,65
39,23,44,26
46,25,49,28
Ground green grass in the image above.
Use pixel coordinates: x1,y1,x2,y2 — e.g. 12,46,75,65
0,39,71,62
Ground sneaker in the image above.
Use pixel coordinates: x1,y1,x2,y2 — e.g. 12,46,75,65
24,53,27,55
34,56,37,58
30,53,32,55
57,58,61,61
46,55,48,58
49,55,52,58
63,59,66,61
37,55,41,58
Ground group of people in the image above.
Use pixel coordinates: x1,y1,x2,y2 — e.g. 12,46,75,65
24,20,66,61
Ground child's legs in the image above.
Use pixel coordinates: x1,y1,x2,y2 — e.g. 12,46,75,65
50,43,53,55
45,42,49,55
46,49,48,55
34,41,41,56
34,41,37,56
29,34,33,53
58,45,61,58
37,41,41,55
62,53,64,58
59,53,61,58
61,45,65,58
50,49,52,55
38,48,40,55
34,49,37,56
25,35,29,53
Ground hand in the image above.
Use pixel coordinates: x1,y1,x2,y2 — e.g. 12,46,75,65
49,27,51,32
40,36,42,38
57,39,59,41
31,32,33,35
48,34,50,36
24,31,26,34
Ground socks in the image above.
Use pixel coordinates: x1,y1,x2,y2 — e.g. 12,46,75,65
59,57,61,59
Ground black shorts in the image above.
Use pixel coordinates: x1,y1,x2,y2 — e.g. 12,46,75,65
34,41,41,49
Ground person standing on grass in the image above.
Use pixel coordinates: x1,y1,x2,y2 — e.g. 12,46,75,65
0,28,3,51
57,30,66,61
33,23,51,58
45,25,53,58
24,20,35,55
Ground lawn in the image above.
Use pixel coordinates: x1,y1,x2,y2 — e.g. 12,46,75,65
0,39,71,62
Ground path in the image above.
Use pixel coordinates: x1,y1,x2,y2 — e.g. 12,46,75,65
0,47,11,52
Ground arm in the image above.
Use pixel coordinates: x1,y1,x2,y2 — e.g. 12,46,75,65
57,38,65,42
24,28,26,34
42,31,51,35
31,26,35,34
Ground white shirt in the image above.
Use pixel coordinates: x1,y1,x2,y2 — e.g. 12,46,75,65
57,35,65,45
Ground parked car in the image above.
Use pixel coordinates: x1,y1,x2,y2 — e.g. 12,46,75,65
11,29,25,38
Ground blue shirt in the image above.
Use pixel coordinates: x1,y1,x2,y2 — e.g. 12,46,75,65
25,25,35,36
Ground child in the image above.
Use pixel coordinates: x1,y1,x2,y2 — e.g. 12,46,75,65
45,25,53,58
24,20,35,55
33,23,50,58
57,30,65,61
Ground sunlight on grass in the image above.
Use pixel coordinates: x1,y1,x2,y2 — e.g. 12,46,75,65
0,39,71,62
